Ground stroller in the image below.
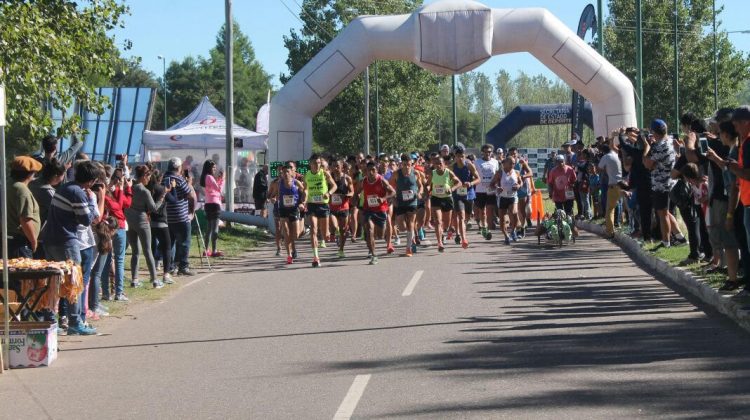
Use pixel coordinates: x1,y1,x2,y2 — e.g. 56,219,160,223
535,209,576,247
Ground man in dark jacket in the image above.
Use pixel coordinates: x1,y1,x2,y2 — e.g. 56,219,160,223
253,165,269,217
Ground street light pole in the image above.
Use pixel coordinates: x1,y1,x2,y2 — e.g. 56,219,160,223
635,0,644,128
157,55,167,129
597,0,604,55
713,0,718,110
375,61,380,156
452,74,457,146
674,0,680,135
224,0,235,213
364,66,370,155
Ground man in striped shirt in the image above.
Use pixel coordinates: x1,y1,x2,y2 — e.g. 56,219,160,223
43,160,104,336
162,157,197,276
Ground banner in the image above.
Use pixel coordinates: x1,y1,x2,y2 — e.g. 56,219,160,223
256,103,270,134
570,4,597,140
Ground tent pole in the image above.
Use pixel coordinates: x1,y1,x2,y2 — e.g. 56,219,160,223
224,0,235,213
1,85,9,371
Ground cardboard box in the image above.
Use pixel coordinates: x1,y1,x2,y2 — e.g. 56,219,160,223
1,322,58,368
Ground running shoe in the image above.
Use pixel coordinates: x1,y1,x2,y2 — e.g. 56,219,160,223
369,256,379,265
455,234,461,245
485,231,492,241
411,243,418,253
394,235,401,246
292,250,298,259
447,230,454,241
163,273,174,285
319,240,327,249
438,244,445,253
212,250,225,257
337,249,346,258
418,228,426,241
67,324,97,336
504,236,511,245
461,240,469,249
405,249,413,257
286,256,293,264
387,245,395,254
152,280,165,289
312,257,321,268
275,248,281,256
510,231,518,242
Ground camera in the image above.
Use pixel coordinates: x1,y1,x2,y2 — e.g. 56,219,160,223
698,137,709,155
91,183,104,192
115,154,125,161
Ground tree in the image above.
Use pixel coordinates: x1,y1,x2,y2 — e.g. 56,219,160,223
282,0,440,155
603,0,749,128
111,57,158,88
153,22,272,130
0,0,129,154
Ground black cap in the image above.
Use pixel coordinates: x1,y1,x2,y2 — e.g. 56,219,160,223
732,105,750,122
453,144,465,154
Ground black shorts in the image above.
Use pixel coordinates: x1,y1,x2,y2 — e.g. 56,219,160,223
497,196,517,211
278,206,301,221
453,196,473,214
273,207,280,218
395,205,418,216
475,193,495,209
331,209,349,218
306,203,330,218
554,200,574,215
254,198,267,212
363,210,387,227
430,196,454,212
204,203,221,220
652,190,670,211
417,201,425,210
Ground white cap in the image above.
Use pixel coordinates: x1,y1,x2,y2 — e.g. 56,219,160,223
496,147,504,153
440,144,450,151
168,156,182,170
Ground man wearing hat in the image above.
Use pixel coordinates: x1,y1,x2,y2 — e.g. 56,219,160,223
7,156,43,258
440,144,451,159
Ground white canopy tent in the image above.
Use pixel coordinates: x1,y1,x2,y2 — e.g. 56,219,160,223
142,96,268,204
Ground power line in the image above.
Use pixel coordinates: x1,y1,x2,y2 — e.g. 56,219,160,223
277,0,331,41
288,0,336,39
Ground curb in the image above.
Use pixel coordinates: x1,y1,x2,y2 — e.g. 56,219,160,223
577,220,750,334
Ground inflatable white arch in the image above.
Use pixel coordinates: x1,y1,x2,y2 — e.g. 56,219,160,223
269,0,636,161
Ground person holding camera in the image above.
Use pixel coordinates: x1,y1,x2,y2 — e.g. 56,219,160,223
162,157,197,276
43,160,104,336
125,165,168,290
6,157,43,258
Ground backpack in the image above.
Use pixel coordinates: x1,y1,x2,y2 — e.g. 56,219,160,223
669,178,693,208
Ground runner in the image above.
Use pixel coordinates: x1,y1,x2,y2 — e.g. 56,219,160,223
303,154,337,268
451,145,479,249
358,161,396,264
330,159,354,258
277,165,307,264
492,157,522,245
547,154,579,237
475,144,500,239
414,153,429,243
390,154,424,256
427,155,462,252
509,148,534,238
346,155,361,243
267,176,282,256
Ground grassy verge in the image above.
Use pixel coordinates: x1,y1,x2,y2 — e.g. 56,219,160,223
99,224,268,318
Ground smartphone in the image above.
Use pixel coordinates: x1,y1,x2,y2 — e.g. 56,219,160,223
698,137,709,155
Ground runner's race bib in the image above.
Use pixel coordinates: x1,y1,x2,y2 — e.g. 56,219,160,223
367,195,380,207
456,187,468,196
283,195,296,207
401,190,415,201
565,189,575,200
501,188,515,198
434,186,447,196
310,194,324,204
330,194,343,205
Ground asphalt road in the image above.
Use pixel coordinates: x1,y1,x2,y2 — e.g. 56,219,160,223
4,228,750,419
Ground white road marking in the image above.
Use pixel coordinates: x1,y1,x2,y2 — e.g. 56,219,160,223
402,270,424,297
183,273,216,288
333,374,372,420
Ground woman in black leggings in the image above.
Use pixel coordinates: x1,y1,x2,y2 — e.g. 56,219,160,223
149,171,176,284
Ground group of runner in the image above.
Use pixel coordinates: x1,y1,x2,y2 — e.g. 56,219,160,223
267,143,536,267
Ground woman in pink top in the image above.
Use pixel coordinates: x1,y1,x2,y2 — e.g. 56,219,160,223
200,160,224,257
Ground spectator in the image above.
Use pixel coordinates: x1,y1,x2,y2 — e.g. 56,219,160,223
7,157,43,258
543,151,556,181
29,159,66,228
677,163,707,264
643,119,685,249
92,171,132,306
598,137,623,238
620,129,654,241
33,132,83,167
253,164,269,217
200,160,224,257
42,160,103,336
149,170,176,285
126,165,167,290
75,162,106,326
162,157,197,276
727,106,750,298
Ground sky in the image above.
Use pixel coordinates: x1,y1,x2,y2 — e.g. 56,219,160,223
114,0,750,90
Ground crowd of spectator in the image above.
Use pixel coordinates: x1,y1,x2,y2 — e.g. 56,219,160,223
544,106,750,296
3,134,223,336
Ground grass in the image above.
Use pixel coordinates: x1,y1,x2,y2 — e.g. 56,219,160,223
97,224,268,319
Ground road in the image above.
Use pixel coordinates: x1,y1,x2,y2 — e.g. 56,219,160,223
4,229,750,419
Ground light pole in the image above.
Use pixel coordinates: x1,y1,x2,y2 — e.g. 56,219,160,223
157,55,167,130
